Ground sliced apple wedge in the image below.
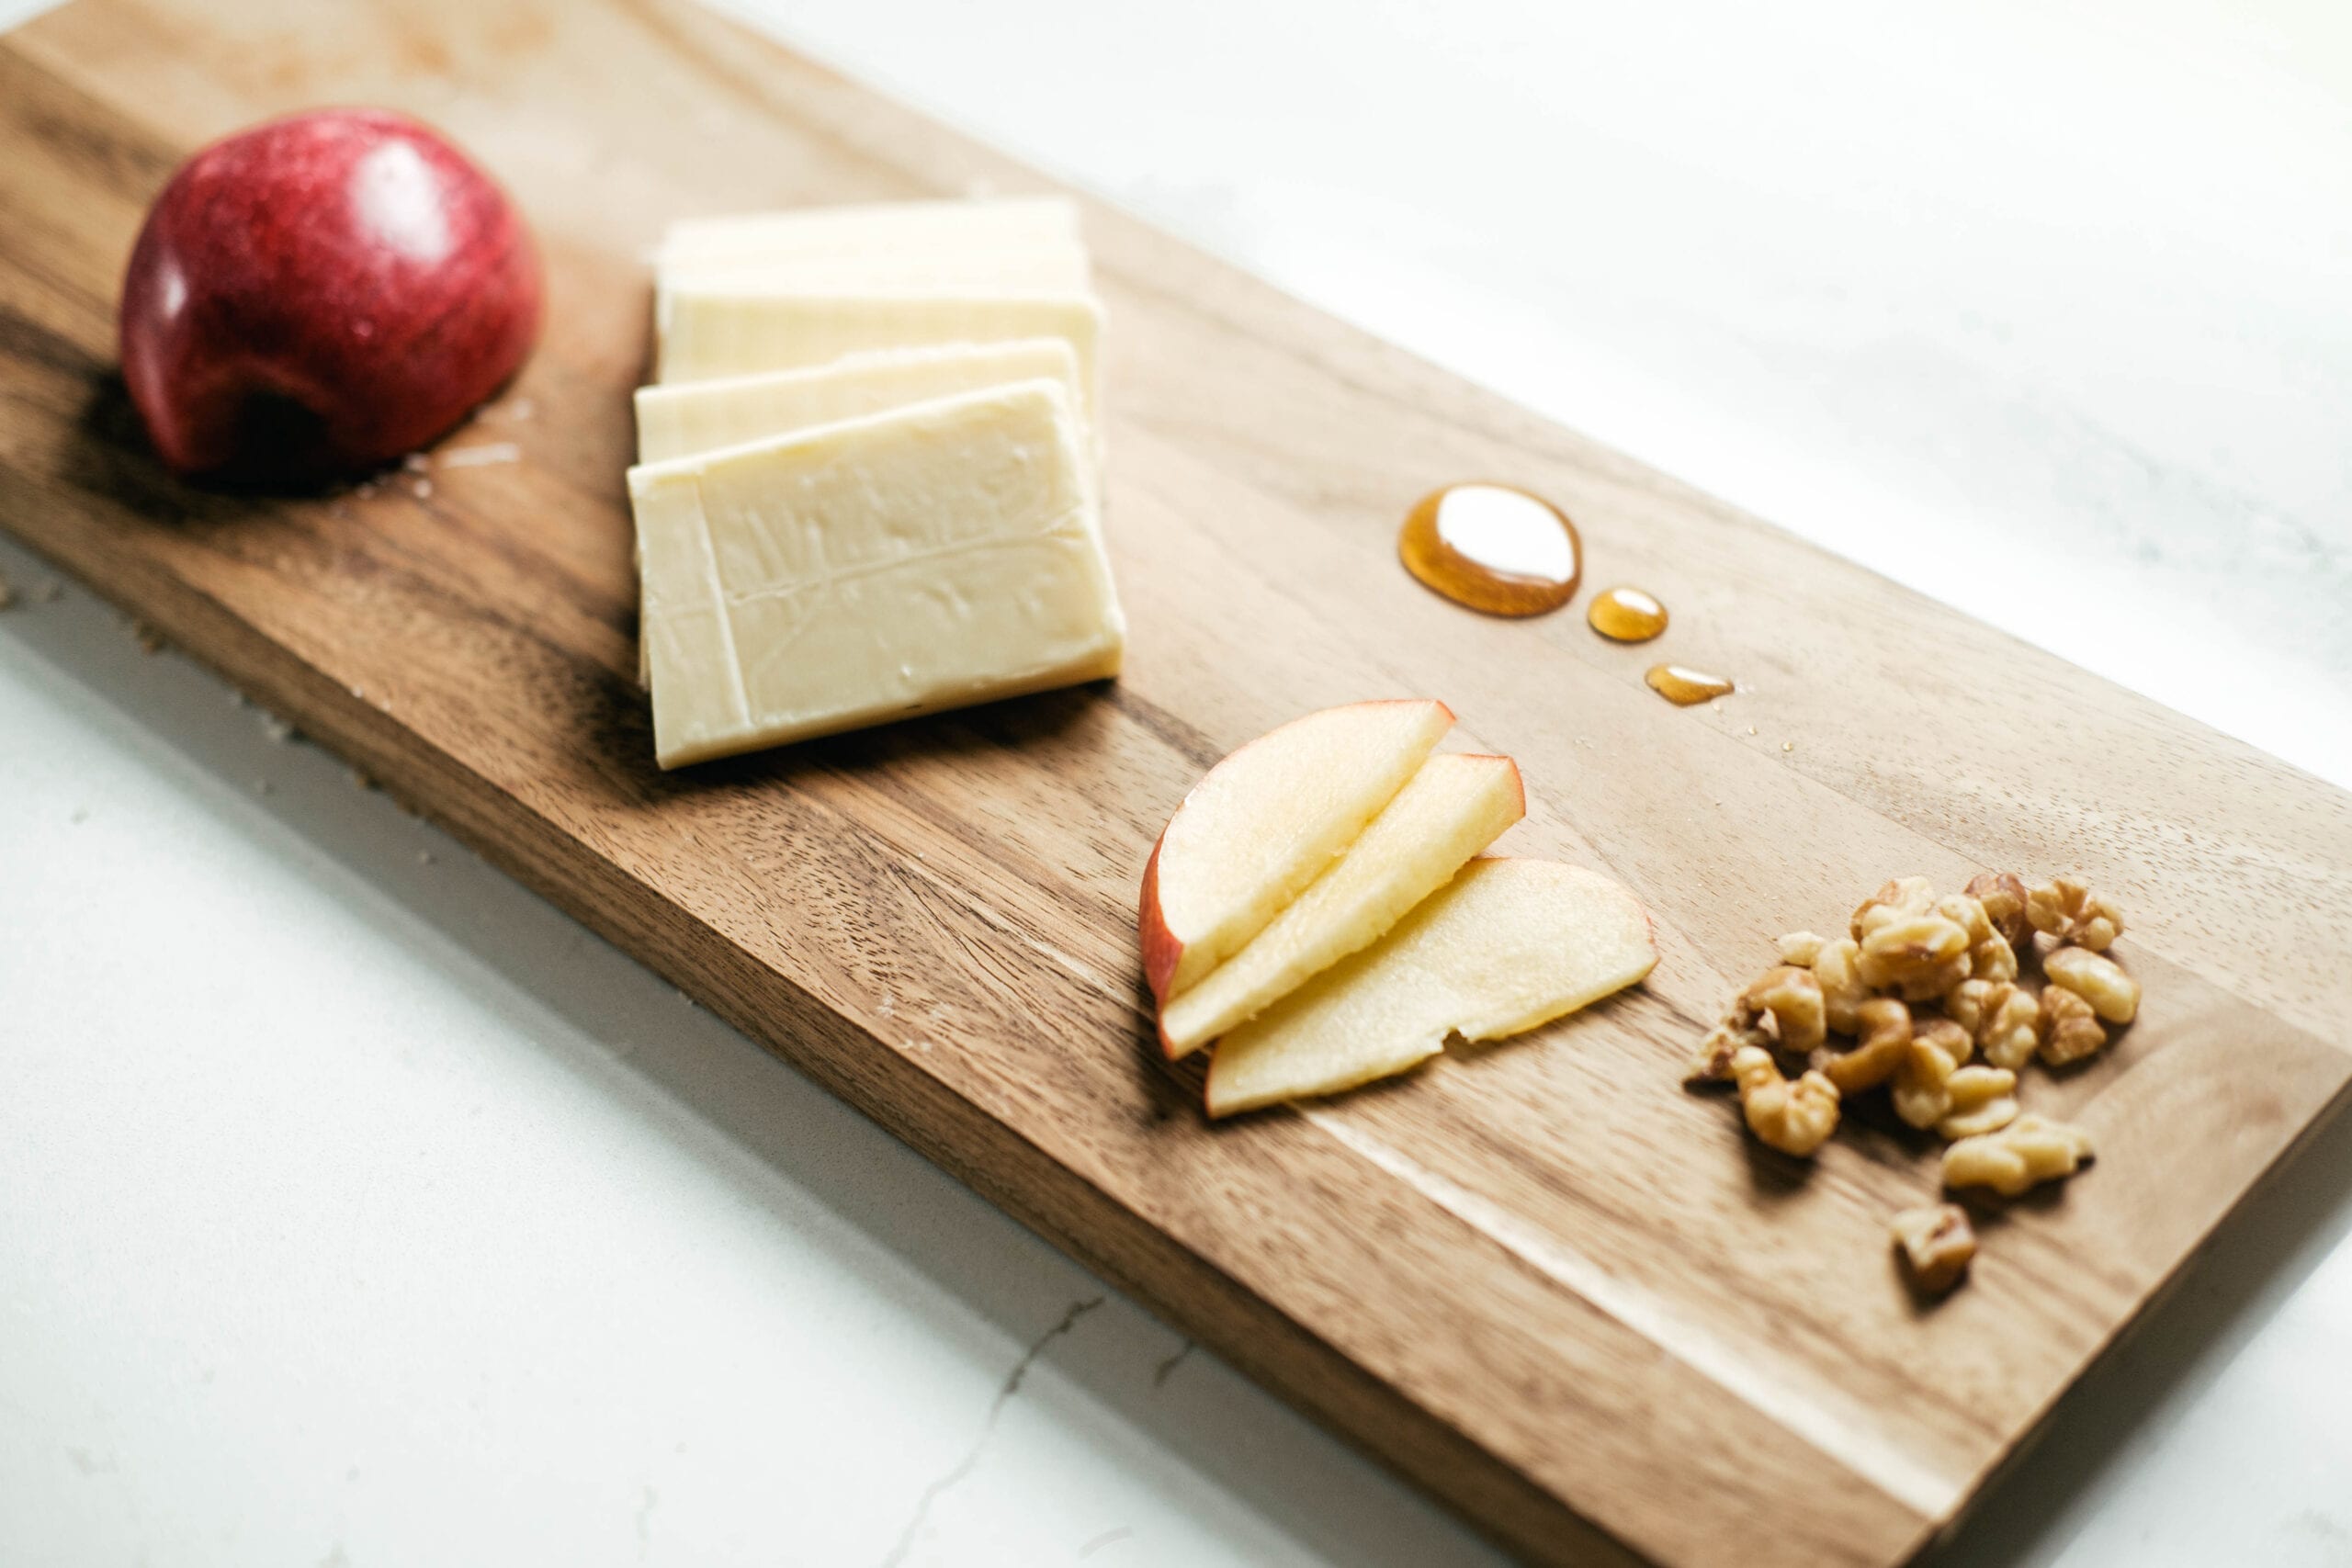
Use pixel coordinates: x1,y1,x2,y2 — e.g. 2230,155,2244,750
1205,858,1657,1118
1139,699,1453,1004
1159,752,1524,1057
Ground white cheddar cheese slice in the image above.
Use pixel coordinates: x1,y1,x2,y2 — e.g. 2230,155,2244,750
629,340,1097,689
659,196,1080,265
629,378,1124,768
653,290,1104,422
632,339,1087,463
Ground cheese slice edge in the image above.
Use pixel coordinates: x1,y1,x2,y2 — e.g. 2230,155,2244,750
652,290,1105,426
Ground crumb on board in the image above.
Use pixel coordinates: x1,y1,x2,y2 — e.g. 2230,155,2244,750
412,479,434,500
132,620,166,654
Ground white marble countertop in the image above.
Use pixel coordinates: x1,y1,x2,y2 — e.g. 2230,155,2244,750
3,0,2347,1563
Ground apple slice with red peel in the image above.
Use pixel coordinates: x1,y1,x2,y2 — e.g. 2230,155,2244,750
1205,858,1657,1119
1159,752,1524,1057
1140,699,1453,1004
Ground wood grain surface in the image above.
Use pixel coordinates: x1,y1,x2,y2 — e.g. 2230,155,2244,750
4,3,2349,1563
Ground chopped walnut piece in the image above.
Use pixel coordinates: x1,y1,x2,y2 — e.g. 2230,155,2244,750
1893,1018,1971,1129
1936,1065,2020,1140
1776,931,1826,967
2043,946,2141,1025
2039,985,2108,1066
1732,1045,1840,1156
1965,873,2031,946
1937,894,1993,946
1891,1203,1976,1293
1686,1018,1767,1086
2026,876,2123,953
1949,978,2041,1072
1812,938,1869,1035
1968,934,2019,984
1743,965,1827,1053
1936,891,2019,982
1942,1113,2095,1196
1917,1013,1973,1066
1693,867,2142,1292
1817,996,1911,1094
1945,977,1993,1032
1856,912,1973,1000
1851,876,1937,942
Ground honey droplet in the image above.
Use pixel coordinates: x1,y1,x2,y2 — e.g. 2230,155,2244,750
1399,483,1581,616
1645,664,1735,705
1588,586,1668,642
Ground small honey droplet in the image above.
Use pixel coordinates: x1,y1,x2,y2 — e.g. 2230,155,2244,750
1399,483,1581,616
1645,664,1735,705
1588,585,1668,642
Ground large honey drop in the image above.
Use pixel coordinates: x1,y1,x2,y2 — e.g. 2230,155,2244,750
1645,664,1735,705
1398,483,1581,616
1588,586,1668,642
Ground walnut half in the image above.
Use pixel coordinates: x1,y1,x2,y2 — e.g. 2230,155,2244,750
1936,1065,2020,1140
2027,876,2123,953
1943,1113,2096,1196
2039,985,2108,1066
1851,876,1937,942
1856,911,1973,1001
1812,937,1869,1036
1891,1203,1977,1293
2043,945,2141,1025
1964,872,2030,946
1732,1045,1840,1156
1948,978,2041,1072
1815,995,1910,1095
1743,964,1827,1053
1893,1017,1972,1129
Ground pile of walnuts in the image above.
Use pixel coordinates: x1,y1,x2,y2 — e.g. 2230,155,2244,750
1687,874,2136,1294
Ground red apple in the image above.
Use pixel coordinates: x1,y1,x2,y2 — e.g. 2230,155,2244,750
119,107,542,479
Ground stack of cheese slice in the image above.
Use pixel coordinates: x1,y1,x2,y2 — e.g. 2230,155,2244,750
1138,700,1658,1116
627,197,1125,769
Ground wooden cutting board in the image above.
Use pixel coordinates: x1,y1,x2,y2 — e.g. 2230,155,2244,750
4,3,2348,1562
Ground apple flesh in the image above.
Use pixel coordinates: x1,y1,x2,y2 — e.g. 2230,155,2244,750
119,107,542,479
1204,858,1657,1119
1159,751,1523,1056
1139,698,1453,1004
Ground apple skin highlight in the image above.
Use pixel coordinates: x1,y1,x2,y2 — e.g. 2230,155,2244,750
120,107,542,479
